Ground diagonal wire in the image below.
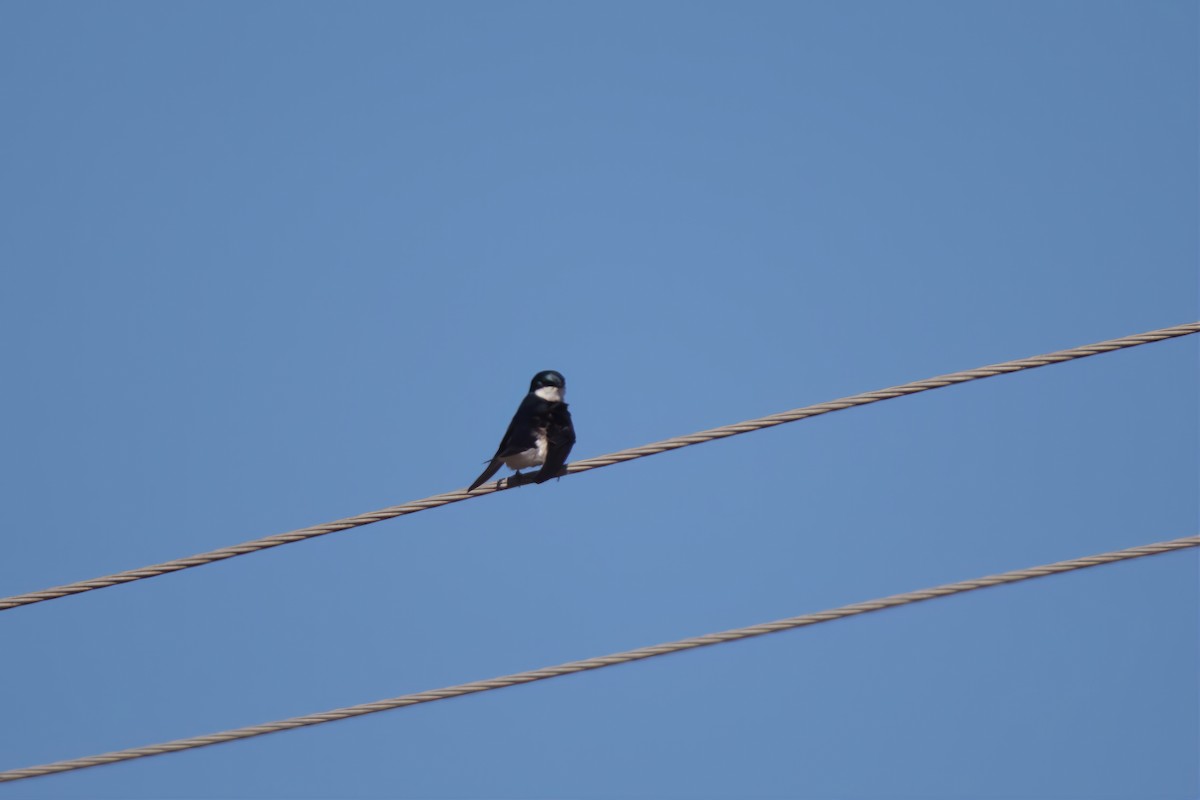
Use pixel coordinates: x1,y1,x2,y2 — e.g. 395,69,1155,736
2,321,1197,613
2,534,1195,783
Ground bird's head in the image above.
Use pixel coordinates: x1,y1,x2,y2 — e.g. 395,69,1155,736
530,370,566,402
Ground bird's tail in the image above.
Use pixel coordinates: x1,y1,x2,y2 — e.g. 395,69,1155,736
468,458,503,491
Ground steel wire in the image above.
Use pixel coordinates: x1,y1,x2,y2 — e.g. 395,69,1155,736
2,321,1196,612
2,534,1194,783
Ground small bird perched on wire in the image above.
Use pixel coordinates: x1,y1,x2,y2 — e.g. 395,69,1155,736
468,370,577,491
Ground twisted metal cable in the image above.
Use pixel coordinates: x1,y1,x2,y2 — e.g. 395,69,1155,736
2,321,1197,612
2,534,1195,783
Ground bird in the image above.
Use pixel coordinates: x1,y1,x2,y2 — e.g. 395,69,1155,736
468,370,576,491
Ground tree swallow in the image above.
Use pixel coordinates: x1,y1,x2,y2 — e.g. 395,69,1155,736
468,370,576,491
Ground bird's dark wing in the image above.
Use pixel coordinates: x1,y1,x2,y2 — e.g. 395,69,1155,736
493,393,546,457
535,402,575,484
468,394,544,491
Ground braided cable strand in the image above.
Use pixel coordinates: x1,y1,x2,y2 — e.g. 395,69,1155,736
2,534,1195,783
564,322,1200,472
2,321,1197,612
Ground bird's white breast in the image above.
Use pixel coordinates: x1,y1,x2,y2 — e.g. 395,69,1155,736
503,431,548,469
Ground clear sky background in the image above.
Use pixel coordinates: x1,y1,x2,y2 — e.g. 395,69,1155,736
0,2,1196,798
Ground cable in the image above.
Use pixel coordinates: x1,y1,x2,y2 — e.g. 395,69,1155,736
1,534,1194,783
2,321,1196,613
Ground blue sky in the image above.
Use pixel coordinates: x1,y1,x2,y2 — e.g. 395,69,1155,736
0,1,1196,798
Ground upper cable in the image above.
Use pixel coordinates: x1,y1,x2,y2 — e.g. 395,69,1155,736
2,320,1197,613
